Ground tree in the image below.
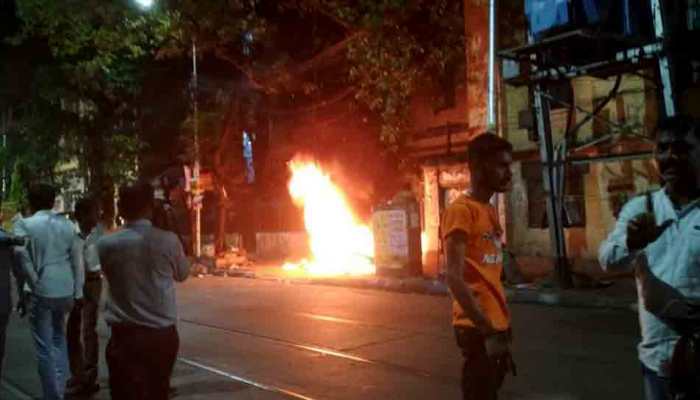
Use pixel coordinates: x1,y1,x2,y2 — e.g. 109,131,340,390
158,0,465,148
4,0,466,250
8,0,173,220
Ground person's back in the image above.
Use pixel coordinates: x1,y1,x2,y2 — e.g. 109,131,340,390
14,210,78,298
11,184,82,400
99,221,188,328
98,181,189,400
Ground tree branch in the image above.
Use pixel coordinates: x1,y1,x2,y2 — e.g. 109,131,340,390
285,30,365,78
215,30,365,94
213,48,271,92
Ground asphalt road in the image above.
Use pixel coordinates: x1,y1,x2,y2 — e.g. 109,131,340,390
2,276,643,399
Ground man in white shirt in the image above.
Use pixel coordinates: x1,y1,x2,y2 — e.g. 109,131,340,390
599,115,700,400
12,184,83,400
98,181,189,400
66,197,104,396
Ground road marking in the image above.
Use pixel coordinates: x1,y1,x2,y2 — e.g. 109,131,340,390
295,312,451,339
296,313,366,325
179,357,316,400
180,318,454,384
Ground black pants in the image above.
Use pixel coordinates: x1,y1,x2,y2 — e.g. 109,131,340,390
455,327,506,400
106,323,179,400
67,275,102,386
0,312,8,380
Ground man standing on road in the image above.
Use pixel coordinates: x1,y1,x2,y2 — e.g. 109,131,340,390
66,197,104,396
442,133,515,400
12,184,84,400
98,181,190,400
599,115,700,400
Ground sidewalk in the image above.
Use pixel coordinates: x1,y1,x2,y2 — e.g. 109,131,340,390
1,313,285,400
197,260,638,311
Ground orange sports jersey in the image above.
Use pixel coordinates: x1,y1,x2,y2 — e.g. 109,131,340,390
441,194,510,331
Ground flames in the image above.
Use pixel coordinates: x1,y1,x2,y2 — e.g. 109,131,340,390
284,157,375,276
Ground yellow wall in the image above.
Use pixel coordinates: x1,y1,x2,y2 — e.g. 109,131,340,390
503,73,658,262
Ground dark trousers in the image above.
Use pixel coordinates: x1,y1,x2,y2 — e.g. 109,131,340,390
642,363,672,400
67,275,102,385
0,312,8,380
106,323,179,400
455,327,506,400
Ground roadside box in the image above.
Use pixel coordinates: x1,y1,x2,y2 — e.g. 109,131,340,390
372,199,422,277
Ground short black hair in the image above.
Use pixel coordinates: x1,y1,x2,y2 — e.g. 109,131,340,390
467,132,513,165
656,115,700,139
74,196,98,218
118,181,154,221
27,184,56,212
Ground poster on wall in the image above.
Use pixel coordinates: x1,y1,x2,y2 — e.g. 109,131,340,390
372,209,409,270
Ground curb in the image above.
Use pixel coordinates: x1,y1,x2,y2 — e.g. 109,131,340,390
209,269,637,311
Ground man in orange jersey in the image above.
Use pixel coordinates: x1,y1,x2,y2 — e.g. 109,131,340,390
442,133,515,400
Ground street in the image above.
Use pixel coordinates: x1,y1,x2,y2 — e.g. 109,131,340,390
3,276,642,399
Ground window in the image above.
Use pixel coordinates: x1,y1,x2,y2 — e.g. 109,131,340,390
522,162,588,229
562,165,587,227
522,162,548,228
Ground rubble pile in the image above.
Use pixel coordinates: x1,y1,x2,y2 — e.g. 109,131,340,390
191,247,255,278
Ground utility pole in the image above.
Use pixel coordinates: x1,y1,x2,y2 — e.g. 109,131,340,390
191,38,202,258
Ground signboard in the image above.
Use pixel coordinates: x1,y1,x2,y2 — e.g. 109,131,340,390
372,209,409,270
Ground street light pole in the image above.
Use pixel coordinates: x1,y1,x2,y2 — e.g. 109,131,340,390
191,38,202,259
132,0,201,256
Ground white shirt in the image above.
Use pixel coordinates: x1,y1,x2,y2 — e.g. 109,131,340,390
98,219,189,328
599,189,700,375
82,223,105,273
12,210,84,299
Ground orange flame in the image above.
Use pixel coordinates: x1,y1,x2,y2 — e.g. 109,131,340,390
285,157,375,276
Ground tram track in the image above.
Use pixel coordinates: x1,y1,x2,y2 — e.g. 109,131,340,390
179,317,458,386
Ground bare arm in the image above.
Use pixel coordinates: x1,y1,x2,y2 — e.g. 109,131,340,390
445,231,494,335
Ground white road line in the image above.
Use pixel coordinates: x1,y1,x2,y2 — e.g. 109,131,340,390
178,357,317,400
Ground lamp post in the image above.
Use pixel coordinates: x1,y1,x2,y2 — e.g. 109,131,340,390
133,0,201,258
191,38,202,259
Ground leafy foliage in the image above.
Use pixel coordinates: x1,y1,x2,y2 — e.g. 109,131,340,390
159,0,466,148
8,0,174,199
311,0,465,147
6,0,467,198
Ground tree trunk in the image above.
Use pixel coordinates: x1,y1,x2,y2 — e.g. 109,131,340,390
216,185,228,254
86,124,116,228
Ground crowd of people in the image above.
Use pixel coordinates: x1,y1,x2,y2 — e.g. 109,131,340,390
0,115,697,400
0,181,190,400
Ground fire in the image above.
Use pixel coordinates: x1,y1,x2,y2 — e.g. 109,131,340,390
285,157,375,276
